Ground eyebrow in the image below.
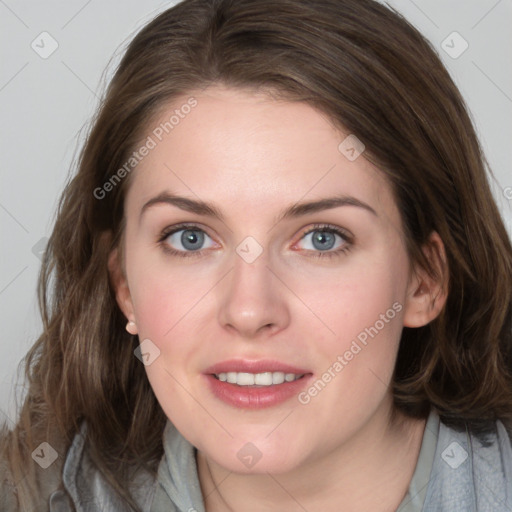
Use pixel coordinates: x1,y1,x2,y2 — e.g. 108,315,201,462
139,192,378,224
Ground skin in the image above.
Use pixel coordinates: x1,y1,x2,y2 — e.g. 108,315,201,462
110,84,448,511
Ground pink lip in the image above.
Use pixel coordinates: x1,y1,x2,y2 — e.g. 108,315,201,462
203,359,313,409
204,359,310,375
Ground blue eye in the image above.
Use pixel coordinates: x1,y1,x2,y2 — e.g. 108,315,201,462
158,223,352,259
304,230,337,250
160,225,216,256
295,224,352,258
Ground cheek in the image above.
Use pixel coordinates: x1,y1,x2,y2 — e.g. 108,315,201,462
125,260,207,425
293,253,406,344
290,248,409,407
131,275,177,341
294,271,405,431
126,247,209,341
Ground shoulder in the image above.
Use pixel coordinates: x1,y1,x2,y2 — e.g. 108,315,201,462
0,454,19,511
423,415,512,512
0,423,69,512
58,421,158,511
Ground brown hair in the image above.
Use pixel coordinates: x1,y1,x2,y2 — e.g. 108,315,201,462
2,0,511,509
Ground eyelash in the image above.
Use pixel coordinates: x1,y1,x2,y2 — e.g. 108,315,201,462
157,223,353,260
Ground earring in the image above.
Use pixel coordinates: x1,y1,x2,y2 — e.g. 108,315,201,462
126,320,138,335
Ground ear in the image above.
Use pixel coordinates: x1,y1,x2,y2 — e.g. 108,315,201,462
108,247,137,332
403,231,449,328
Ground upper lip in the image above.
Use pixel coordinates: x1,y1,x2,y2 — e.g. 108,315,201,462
204,359,311,375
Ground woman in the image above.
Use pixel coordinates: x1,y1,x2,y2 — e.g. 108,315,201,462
1,0,511,510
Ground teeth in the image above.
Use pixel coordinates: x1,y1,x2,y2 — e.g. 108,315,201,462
215,371,303,386
254,372,272,385
272,372,285,384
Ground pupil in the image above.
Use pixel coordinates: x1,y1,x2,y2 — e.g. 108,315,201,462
313,231,335,250
182,230,204,250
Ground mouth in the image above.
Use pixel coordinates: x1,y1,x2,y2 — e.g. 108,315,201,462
212,371,305,386
204,360,312,409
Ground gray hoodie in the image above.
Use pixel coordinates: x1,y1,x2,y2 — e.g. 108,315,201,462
2,408,512,511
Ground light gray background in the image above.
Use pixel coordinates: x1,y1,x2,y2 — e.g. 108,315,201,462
1,0,511,425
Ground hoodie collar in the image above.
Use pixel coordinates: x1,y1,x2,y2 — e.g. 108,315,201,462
59,421,157,512
152,420,205,512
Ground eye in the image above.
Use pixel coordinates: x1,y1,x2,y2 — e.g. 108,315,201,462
159,224,216,256
294,224,352,258
158,223,352,259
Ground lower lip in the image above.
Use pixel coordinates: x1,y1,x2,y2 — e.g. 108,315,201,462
204,374,312,409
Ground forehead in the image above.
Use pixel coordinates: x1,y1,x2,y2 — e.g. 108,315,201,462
125,85,399,226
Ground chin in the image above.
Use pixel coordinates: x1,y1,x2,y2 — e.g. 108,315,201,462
203,435,308,475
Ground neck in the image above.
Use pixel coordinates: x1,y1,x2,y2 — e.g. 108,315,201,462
197,401,427,512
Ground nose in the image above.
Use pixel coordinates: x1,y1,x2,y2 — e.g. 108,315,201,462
217,249,291,339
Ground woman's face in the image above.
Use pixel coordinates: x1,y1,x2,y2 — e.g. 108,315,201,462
114,84,427,474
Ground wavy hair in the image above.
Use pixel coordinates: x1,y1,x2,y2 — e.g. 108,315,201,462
2,0,511,509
